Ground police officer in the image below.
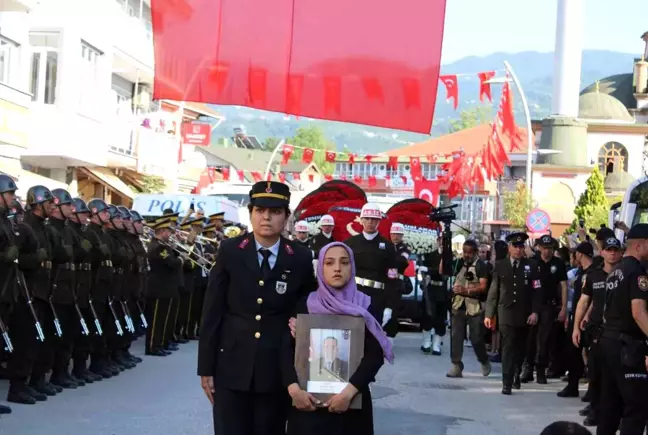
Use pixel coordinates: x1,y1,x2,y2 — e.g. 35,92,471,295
485,232,542,395
310,214,335,258
447,239,491,378
345,203,401,339
521,234,568,384
47,188,83,389
198,181,317,435
24,186,61,397
84,199,118,379
597,224,648,435
0,175,18,412
572,238,622,426
418,236,448,355
145,216,182,357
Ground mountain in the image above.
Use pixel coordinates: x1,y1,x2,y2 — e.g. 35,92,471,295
208,50,637,154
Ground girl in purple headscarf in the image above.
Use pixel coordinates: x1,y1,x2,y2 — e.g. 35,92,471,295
281,242,394,435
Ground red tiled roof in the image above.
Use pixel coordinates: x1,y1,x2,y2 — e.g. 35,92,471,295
386,124,535,157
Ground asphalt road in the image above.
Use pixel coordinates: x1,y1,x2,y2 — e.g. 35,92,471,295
0,333,587,435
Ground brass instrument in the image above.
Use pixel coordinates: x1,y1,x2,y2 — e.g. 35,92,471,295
140,227,214,273
195,235,219,244
224,226,242,238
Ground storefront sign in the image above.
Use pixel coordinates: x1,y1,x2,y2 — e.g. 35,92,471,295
132,194,240,222
0,100,29,147
181,121,211,146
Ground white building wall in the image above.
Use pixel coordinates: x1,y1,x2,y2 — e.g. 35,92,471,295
586,131,644,179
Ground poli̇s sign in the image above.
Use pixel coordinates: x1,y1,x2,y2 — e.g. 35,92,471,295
132,194,239,221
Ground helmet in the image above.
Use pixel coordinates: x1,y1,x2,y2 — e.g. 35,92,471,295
51,188,73,206
116,206,131,220
87,198,109,215
26,185,54,206
71,198,90,214
106,205,120,220
129,210,143,222
0,174,17,193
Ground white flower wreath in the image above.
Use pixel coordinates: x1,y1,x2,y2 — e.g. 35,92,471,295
305,221,321,237
403,227,438,254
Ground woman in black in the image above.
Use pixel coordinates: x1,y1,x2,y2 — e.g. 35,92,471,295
282,242,393,435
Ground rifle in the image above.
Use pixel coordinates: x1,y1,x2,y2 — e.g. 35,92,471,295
70,264,89,336
14,264,45,342
108,299,124,336
135,301,148,328
88,297,103,336
0,314,13,353
48,294,63,337
120,300,135,333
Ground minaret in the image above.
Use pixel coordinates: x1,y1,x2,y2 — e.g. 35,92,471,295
539,0,589,167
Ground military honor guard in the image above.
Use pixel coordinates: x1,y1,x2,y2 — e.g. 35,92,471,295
309,214,335,258
418,235,448,355
485,232,542,395
344,203,401,339
198,181,317,435
293,220,314,259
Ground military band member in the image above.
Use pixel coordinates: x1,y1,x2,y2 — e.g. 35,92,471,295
24,186,61,398
485,232,541,395
309,214,335,259
173,218,199,343
206,212,225,241
85,199,118,379
66,197,102,385
145,217,182,357
344,203,401,339
418,236,447,355
198,181,317,435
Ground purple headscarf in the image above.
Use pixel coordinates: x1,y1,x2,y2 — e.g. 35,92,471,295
307,242,394,364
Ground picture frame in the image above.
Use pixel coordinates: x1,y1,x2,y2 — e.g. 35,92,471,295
295,314,365,410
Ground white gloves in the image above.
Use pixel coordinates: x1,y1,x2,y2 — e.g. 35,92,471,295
401,252,410,259
416,265,429,272
382,308,393,327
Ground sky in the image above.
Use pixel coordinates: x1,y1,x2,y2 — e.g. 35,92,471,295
441,0,647,63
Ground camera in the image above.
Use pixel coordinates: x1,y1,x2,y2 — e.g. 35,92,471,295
465,271,475,281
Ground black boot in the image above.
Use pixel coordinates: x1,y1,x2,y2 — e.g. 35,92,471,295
50,372,78,389
512,371,521,390
29,375,58,396
520,364,534,383
557,384,579,398
7,383,38,405
501,384,512,395
67,372,86,387
0,404,11,414
23,385,48,401
536,366,548,385
89,361,113,379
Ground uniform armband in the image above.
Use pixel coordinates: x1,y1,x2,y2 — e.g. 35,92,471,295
532,279,541,289
387,268,398,279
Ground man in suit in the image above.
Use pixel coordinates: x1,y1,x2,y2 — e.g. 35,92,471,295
198,181,317,435
485,232,541,395
314,336,349,381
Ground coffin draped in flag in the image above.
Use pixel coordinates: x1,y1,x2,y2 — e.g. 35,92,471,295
151,0,447,133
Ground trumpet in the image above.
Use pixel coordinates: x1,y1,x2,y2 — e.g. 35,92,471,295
196,235,219,244
168,236,215,273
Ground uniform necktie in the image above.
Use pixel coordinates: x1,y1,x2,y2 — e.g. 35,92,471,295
513,260,519,271
259,249,272,279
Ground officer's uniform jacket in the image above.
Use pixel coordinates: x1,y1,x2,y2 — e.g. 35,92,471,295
46,218,75,305
67,220,93,308
12,219,43,303
344,233,401,310
394,242,413,295
486,258,543,327
146,238,182,300
198,233,317,393
21,213,51,302
309,232,333,259
105,228,129,302
85,223,114,303
0,214,17,304
125,233,147,301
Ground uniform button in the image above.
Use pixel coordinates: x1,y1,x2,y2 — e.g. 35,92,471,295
259,280,264,286
257,298,263,304
513,292,517,295
254,332,261,339
513,300,517,303
255,315,261,321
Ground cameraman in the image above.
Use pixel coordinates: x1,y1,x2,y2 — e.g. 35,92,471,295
446,239,491,378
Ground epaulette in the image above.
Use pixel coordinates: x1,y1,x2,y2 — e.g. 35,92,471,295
285,244,294,255
239,238,249,249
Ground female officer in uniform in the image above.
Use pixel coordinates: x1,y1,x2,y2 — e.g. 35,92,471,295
198,181,317,435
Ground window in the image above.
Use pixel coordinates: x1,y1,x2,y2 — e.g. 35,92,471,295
0,36,19,86
598,142,628,176
29,33,59,104
79,41,103,114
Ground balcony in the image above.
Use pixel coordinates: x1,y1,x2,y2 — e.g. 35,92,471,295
110,0,154,78
0,0,38,12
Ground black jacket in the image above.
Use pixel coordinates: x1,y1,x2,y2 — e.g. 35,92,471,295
46,218,76,305
85,223,114,303
21,213,51,302
0,215,16,304
198,234,317,393
67,221,93,308
146,238,182,299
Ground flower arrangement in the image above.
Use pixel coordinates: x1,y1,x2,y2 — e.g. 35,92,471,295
327,200,366,241
305,221,321,237
403,229,439,254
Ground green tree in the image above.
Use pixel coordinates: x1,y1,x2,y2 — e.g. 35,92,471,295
449,105,493,133
286,126,336,175
503,181,534,229
569,166,608,232
138,175,167,194
263,137,281,151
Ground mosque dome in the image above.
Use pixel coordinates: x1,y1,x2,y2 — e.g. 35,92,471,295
578,91,634,122
580,73,634,108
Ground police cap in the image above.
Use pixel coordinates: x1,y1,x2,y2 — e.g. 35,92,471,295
71,198,90,214
576,242,594,257
506,232,528,246
249,181,290,208
0,174,17,193
626,223,648,240
538,234,554,247
595,227,616,241
602,237,622,250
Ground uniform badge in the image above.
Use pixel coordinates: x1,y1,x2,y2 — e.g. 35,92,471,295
524,265,530,271
285,245,294,255
160,249,169,259
533,280,541,289
276,281,287,294
281,274,287,280
387,268,398,279
550,265,557,274
379,242,385,249
239,238,249,249
638,275,648,291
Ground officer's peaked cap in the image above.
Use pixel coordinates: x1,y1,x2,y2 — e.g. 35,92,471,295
249,181,290,208
506,232,528,246
0,174,17,193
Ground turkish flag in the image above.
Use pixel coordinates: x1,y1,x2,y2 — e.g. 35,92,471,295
281,144,294,164
439,75,458,109
302,148,314,164
478,71,495,102
414,179,441,206
151,0,447,133
325,151,337,163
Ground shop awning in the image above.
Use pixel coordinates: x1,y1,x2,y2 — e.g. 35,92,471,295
16,170,69,199
79,167,136,200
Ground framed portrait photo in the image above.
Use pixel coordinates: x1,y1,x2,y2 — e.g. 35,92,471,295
294,314,365,409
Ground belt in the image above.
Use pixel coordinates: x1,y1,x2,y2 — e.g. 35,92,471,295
355,277,384,290
63,263,75,271
430,280,444,286
40,261,52,269
78,263,92,271
100,260,113,267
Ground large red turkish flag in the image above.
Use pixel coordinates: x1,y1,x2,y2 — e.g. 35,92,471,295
151,0,447,133
414,179,441,206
